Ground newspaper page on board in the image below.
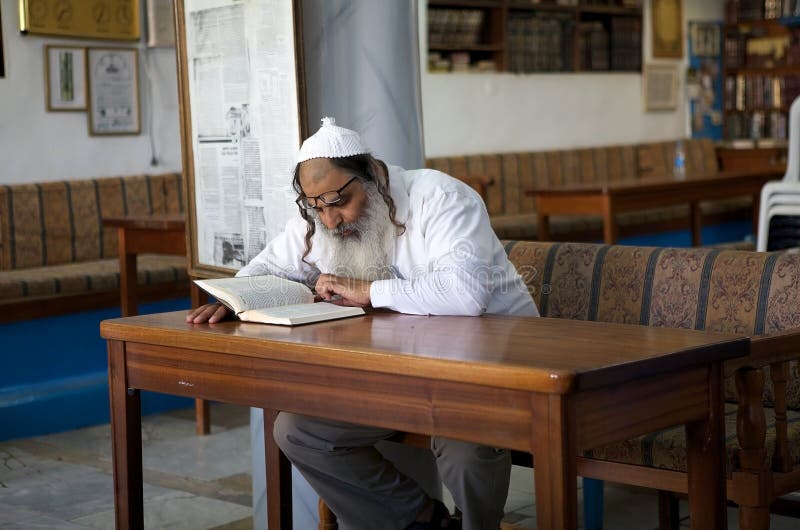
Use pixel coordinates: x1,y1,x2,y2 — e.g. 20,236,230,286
184,0,301,270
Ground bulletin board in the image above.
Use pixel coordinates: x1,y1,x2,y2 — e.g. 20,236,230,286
174,0,308,279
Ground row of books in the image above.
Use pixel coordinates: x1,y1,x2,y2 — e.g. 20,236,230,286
578,22,609,71
428,8,486,48
724,32,800,70
725,110,788,141
610,17,642,71
724,74,800,110
728,0,800,22
428,52,497,73
507,14,574,72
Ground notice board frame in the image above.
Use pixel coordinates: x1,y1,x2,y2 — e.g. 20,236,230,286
174,0,308,280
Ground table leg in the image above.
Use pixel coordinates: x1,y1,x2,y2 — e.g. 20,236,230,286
264,409,292,530
108,340,143,530
531,394,578,530
685,363,726,530
537,212,551,242
190,282,212,435
118,228,138,317
601,196,617,244
690,202,703,246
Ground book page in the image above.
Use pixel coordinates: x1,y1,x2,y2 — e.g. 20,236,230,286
242,275,313,309
243,302,364,325
195,275,313,314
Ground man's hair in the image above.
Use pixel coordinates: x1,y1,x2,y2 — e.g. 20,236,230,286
292,154,406,263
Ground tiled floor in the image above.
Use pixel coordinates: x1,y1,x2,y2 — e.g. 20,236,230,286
1,403,798,529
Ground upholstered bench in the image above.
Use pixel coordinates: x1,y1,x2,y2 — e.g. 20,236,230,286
426,139,752,241
0,173,189,323
317,240,800,530
507,240,800,529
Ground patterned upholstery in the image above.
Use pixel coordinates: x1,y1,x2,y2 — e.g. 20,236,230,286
504,240,800,471
0,173,185,304
427,139,742,240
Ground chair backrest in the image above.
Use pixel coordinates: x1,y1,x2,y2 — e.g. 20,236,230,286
0,173,183,270
504,240,800,408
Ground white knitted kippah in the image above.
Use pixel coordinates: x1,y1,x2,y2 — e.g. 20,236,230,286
296,117,369,164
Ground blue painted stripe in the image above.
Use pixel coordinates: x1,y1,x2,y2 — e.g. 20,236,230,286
93,180,104,257
145,174,154,214
587,245,610,321
35,184,47,265
65,181,77,262
540,243,561,317
3,184,15,268
755,253,779,335
639,248,664,326
121,177,129,215
177,174,184,212
695,250,720,331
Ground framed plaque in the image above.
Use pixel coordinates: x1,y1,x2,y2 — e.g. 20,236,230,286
19,0,140,41
651,0,683,59
175,0,307,279
644,64,679,111
44,44,87,111
87,47,140,135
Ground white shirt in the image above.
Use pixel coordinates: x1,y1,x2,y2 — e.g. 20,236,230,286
238,165,539,317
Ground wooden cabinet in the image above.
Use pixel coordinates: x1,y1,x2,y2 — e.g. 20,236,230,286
722,2,800,143
717,146,787,172
719,2,800,171
427,0,642,73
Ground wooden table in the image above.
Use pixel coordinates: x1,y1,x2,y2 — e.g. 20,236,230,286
102,214,212,435
102,213,188,317
101,311,747,530
528,169,784,245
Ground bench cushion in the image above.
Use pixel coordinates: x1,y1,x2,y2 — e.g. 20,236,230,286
0,254,187,301
504,241,800,409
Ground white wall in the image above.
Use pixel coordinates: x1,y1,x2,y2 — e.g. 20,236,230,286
0,0,725,183
420,0,725,157
0,0,182,184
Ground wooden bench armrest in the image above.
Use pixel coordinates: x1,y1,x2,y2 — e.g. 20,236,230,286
723,330,800,376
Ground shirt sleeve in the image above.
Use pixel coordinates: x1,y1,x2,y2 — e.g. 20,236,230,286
235,217,315,283
369,189,495,316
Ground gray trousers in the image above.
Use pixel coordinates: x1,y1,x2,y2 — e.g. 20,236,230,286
274,412,511,530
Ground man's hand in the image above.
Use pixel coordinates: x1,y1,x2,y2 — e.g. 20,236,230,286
185,302,231,324
315,274,372,307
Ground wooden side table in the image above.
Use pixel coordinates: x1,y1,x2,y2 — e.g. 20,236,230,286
102,213,211,435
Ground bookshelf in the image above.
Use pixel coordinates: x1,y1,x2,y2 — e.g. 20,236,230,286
427,0,642,74
721,0,800,163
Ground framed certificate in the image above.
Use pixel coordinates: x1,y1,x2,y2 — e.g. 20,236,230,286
644,64,679,111
44,45,87,111
87,47,140,135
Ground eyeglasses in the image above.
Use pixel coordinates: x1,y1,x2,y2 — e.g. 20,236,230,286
295,176,358,210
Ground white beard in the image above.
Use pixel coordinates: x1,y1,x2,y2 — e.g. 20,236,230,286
312,183,395,281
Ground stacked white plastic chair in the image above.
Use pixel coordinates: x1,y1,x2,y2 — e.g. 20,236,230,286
756,95,800,251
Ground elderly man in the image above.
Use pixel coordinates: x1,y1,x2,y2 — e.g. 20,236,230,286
187,118,538,530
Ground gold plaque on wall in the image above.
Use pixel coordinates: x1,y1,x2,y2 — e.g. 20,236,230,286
19,0,140,41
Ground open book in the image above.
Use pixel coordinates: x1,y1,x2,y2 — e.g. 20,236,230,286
193,275,365,326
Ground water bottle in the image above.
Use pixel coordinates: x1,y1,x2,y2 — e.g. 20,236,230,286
674,140,687,179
